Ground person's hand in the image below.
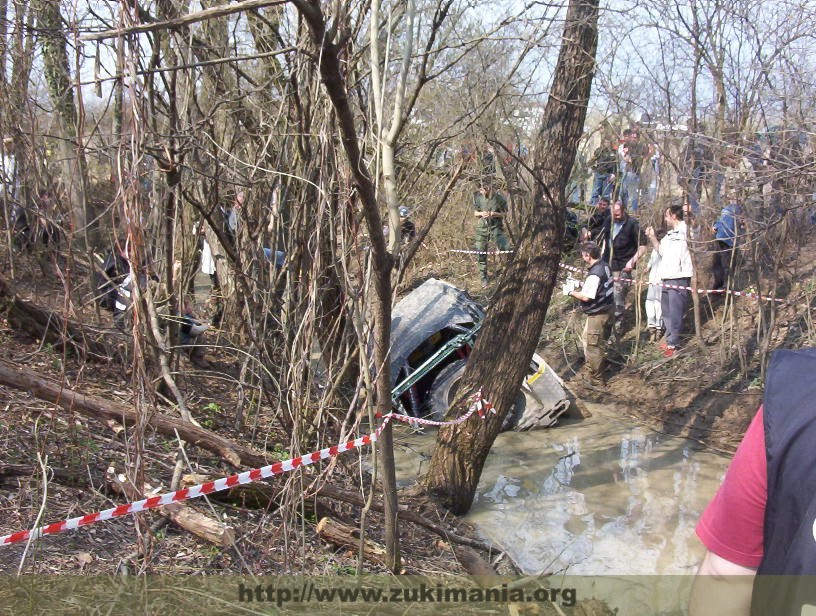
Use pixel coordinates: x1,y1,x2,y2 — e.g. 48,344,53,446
645,225,655,240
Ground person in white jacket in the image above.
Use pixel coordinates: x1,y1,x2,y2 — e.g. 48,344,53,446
645,205,693,357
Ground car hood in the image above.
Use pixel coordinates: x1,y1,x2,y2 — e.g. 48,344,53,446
389,278,484,383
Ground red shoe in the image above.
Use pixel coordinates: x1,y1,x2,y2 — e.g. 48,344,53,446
663,346,676,358
658,341,669,350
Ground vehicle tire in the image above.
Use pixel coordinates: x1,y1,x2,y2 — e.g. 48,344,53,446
427,360,466,422
428,359,524,430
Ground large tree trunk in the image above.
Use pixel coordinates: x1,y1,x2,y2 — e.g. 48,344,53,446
425,0,599,514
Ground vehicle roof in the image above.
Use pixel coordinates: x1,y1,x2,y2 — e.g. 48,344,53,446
389,278,484,382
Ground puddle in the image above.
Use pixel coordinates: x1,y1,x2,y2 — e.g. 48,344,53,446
387,402,730,576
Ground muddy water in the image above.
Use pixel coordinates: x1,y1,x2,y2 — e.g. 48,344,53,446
389,401,731,576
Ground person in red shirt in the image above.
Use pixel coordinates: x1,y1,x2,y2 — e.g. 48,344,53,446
690,408,766,615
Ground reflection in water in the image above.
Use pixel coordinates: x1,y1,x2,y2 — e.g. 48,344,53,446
388,403,729,577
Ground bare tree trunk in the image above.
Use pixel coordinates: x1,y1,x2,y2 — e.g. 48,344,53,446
426,0,599,514
293,0,401,572
689,0,703,341
36,0,88,246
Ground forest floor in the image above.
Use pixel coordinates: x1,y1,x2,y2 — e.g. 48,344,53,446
1,226,814,615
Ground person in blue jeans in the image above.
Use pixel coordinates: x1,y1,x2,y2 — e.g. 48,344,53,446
618,129,647,213
588,136,617,205
712,203,741,290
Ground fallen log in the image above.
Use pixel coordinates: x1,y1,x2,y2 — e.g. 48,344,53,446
0,275,113,361
0,463,86,488
0,359,268,468
107,468,235,547
315,516,386,564
315,484,492,552
181,472,279,509
452,544,500,579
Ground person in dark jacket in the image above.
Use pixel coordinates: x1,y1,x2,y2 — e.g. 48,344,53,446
180,300,212,368
588,136,618,205
565,242,615,382
399,206,416,244
96,243,129,311
580,196,611,245
602,200,647,331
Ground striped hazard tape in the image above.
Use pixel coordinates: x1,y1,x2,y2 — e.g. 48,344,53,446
557,262,786,303
449,249,515,255
448,250,784,303
0,390,493,547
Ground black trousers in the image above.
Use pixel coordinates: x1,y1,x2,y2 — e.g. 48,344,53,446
712,240,737,290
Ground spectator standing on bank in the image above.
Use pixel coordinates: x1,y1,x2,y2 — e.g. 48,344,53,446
645,246,663,342
473,179,511,286
618,128,647,213
564,242,615,383
646,205,692,357
580,196,611,246
679,130,712,214
603,200,647,332
712,202,741,290
588,136,618,205
399,206,416,245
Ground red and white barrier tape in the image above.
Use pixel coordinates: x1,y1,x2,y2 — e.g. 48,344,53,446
449,249,782,303
557,262,785,303
0,391,493,547
449,249,515,255
383,388,496,426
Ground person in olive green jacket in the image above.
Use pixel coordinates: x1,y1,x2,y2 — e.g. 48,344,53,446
473,180,511,285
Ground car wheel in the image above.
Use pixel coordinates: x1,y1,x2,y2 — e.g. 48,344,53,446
428,359,524,431
427,360,466,422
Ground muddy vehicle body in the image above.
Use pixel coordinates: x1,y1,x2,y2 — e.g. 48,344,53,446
390,278,571,430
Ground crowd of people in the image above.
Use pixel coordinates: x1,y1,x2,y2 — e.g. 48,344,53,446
468,127,755,382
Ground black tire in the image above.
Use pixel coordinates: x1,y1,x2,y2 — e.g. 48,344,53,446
427,359,467,422
428,359,524,431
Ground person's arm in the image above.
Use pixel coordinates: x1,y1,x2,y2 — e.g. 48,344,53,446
698,550,757,576
645,226,660,252
570,274,599,302
624,245,647,272
688,551,756,616
690,407,766,615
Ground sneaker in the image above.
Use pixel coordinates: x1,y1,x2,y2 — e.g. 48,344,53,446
658,340,670,350
663,346,676,358
480,276,489,288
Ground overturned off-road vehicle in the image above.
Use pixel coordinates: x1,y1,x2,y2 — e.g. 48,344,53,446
390,278,571,430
